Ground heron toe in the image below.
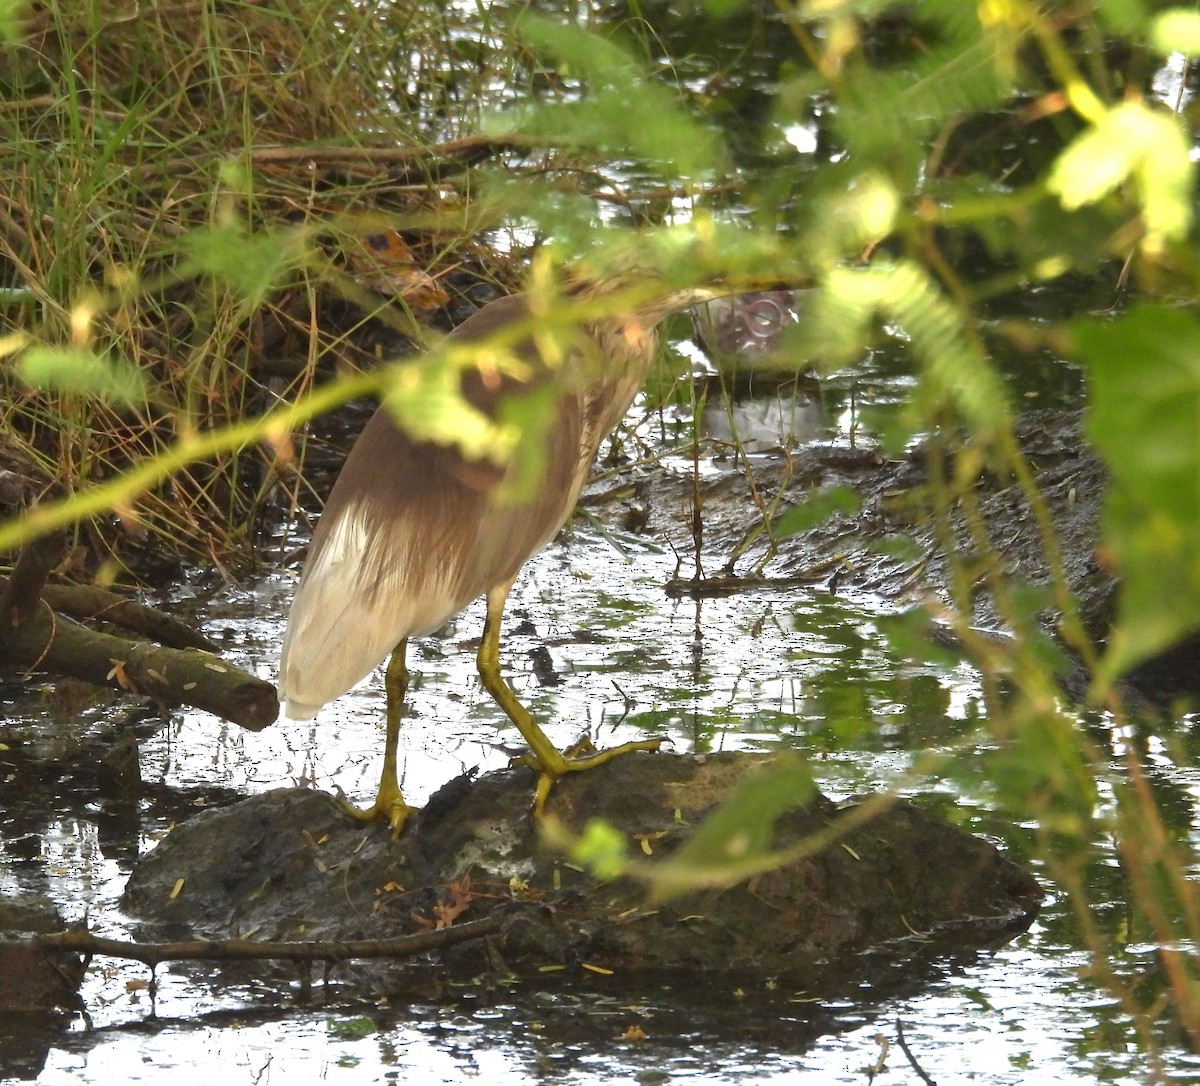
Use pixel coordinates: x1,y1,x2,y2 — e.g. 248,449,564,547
524,736,665,816
337,778,411,839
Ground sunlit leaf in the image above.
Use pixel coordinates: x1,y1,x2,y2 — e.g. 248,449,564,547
18,346,146,406
789,275,875,365
801,172,902,265
1151,8,1200,55
566,818,630,882
1073,305,1200,679
1048,100,1193,247
827,262,1011,439
645,756,817,902
379,349,518,465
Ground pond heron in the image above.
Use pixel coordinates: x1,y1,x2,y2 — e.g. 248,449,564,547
279,279,728,835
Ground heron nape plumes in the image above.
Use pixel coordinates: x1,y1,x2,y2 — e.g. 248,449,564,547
278,279,726,835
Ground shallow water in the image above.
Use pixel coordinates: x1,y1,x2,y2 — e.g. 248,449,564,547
3,399,1192,1083
6,0,1194,1079
0,320,1171,1085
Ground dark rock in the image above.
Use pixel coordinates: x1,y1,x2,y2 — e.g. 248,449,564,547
0,893,65,935
98,729,143,799
121,752,1040,995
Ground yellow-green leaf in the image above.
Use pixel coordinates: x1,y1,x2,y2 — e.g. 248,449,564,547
18,346,146,406
1048,100,1193,245
1151,9,1200,55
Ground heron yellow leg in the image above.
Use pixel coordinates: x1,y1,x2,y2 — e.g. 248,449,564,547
340,638,412,838
477,587,662,815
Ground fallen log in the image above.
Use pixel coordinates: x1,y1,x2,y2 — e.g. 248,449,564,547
0,530,64,636
1,535,276,731
0,573,218,651
33,581,217,651
0,606,278,731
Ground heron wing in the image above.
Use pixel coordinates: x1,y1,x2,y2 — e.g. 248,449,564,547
279,409,502,718
278,293,654,720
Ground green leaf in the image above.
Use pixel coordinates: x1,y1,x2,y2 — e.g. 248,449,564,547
1093,0,1150,35
878,608,964,668
495,383,561,503
1048,101,1194,247
18,346,146,406
1151,9,1200,55
180,225,302,301
646,755,817,902
964,188,1115,273
493,17,722,179
773,486,862,538
831,16,1010,182
698,0,747,16
0,0,26,42
328,1016,377,1040
1073,305,1200,678
568,818,630,882
989,706,1097,837
473,172,602,251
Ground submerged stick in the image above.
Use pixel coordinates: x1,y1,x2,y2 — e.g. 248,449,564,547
36,913,509,967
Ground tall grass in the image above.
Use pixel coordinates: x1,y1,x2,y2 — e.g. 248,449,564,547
0,0,531,577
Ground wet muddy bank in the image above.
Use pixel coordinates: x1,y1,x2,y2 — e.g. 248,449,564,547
597,407,1189,706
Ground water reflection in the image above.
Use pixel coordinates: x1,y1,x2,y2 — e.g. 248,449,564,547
14,921,1164,1086
0,490,1051,1086
0,303,1158,1085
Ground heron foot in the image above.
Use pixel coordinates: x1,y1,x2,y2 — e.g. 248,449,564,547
516,735,665,816
335,781,411,840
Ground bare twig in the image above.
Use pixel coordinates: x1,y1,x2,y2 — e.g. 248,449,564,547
36,913,510,967
663,564,839,599
896,1018,936,1085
